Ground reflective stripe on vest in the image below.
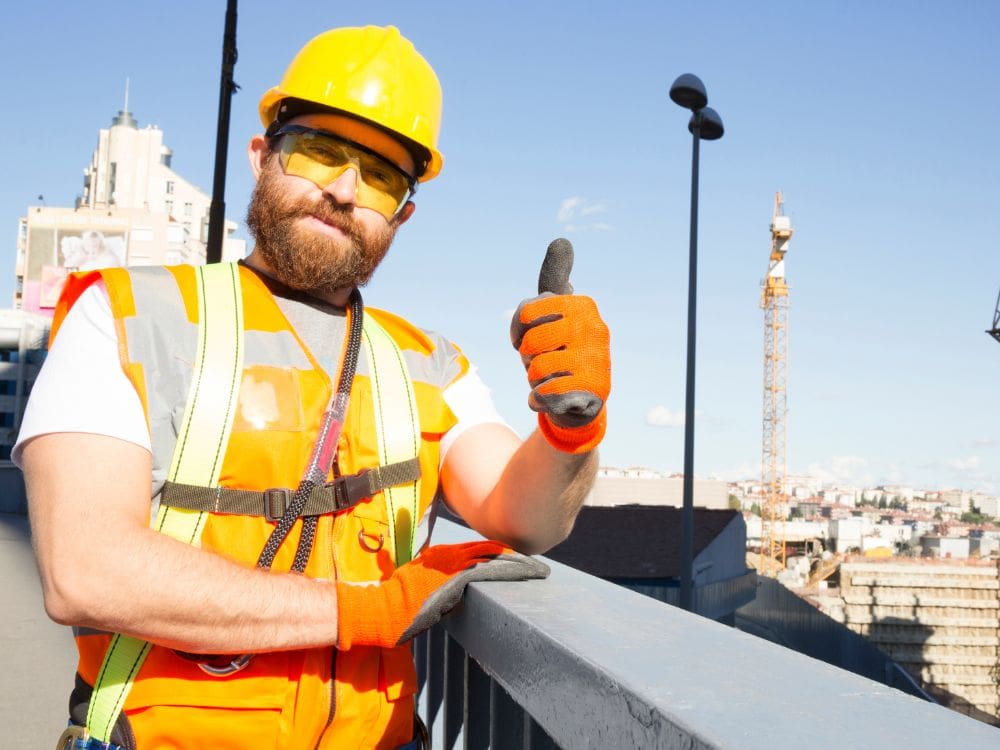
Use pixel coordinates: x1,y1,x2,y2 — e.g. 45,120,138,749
361,316,421,566
85,262,244,742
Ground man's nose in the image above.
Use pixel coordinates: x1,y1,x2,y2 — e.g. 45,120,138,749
322,165,359,206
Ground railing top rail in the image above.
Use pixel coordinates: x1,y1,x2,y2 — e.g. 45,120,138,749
435,519,998,748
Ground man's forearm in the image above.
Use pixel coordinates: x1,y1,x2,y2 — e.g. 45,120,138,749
470,430,597,554
43,525,341,654
24,433,341,654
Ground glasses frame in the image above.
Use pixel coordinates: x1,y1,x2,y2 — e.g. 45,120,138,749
268,124,418,216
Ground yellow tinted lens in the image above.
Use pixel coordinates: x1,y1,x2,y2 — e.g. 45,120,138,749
279,132,412,219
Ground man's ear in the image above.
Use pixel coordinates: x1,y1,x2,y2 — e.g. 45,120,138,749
248,134,270,180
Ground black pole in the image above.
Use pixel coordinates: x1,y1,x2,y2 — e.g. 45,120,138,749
679,112,701,612
206,0,239,264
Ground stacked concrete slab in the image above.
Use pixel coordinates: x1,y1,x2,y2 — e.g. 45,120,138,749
826,560,1000,722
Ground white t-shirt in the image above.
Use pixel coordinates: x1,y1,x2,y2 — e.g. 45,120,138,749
13,283,510,468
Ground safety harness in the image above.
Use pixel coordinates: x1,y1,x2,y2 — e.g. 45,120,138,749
60,262,423,747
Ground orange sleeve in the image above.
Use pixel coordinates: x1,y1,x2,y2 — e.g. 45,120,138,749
48,270,104,345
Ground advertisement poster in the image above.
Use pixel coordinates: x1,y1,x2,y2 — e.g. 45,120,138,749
22,213,128,314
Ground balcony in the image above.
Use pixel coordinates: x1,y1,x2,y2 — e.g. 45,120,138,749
415,519,998,747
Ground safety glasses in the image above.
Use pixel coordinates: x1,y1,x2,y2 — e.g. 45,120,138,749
272,125,417,220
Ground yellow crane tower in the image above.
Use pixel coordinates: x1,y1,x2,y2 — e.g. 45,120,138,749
760,192,793,577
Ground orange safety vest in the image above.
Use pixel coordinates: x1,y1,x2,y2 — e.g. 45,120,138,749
54,263,467,748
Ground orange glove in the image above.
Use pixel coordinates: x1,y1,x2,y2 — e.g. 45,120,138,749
336,541,549,649
511,239,611,454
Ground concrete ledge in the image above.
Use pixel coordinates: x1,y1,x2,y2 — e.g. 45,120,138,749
434,520,999,747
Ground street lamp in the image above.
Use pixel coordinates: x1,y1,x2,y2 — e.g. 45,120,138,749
669,73,724,613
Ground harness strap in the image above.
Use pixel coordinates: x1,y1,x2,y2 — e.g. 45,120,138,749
362,314,422,566
158,457,421,519
83,263,244,743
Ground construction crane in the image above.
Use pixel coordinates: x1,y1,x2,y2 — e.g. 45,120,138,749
987,287,1000,344
760,192,793,577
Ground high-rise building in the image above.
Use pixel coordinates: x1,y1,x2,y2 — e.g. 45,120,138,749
14,103,245,313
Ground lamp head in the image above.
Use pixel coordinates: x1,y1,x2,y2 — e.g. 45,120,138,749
669,73,708,111
688,107,724,140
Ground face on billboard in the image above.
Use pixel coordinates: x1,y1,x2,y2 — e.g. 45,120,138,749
23,215,128,314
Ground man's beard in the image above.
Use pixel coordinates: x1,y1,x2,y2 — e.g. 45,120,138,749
245,160,399,296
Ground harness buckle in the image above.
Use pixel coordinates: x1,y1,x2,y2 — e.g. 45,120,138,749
333,470,373,510
263,488,291,522
197,653,254,677
55,725,86,750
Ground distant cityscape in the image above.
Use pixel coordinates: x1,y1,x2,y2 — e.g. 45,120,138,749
592,466,1000,581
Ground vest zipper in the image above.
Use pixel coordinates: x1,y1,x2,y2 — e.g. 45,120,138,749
313,648,337,749
313,493,341,749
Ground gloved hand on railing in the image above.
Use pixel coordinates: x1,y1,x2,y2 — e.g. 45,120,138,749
336,541,549,649
511,238,611,454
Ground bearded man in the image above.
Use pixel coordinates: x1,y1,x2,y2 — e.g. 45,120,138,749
18,26,610,749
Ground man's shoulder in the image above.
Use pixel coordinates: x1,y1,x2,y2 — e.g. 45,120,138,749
365,306,461,357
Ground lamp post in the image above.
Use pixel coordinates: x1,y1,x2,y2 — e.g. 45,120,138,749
669,73,724,612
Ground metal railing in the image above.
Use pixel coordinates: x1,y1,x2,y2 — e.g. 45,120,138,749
419,519,999,748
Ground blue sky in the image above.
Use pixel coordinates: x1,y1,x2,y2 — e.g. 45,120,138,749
2,1,998,493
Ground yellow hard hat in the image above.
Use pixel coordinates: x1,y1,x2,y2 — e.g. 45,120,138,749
259,26,443,181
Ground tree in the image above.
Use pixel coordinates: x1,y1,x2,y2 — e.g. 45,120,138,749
750,503,761,517
961,511,986,525
728,493,741,510
878,497,888,510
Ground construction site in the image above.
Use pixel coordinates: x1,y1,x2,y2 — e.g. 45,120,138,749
745,194,1000,726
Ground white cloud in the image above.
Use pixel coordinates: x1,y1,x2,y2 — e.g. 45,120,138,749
579,202,608,217
947,456,980,471
973,437,995,447
805,455,871,485
557,197,583,223
645,405,701,428
557,196,613,232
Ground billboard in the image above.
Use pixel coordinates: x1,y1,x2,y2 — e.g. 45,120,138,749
22,211,128,315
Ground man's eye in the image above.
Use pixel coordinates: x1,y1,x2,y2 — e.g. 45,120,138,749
301,143,339,163
365,168,395,188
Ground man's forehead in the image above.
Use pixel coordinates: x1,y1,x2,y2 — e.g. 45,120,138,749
286,113,416,176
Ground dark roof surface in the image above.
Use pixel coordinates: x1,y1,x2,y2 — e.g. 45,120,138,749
544,506,739,579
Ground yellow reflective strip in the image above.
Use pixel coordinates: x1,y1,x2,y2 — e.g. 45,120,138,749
85,634,152,741
362,314,421,566
168,262,244,487
86,263,243,741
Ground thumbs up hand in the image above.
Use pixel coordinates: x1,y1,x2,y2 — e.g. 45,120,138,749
510,239,611,454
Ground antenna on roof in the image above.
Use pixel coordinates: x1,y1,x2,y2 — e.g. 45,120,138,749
112,78,137,128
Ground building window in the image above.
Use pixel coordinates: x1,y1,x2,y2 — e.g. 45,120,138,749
166,181,175,195
165,200,173,215
183,202,192,217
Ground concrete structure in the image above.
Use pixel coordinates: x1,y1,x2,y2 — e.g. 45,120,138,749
14,105,244,313
1,514,79,743
830,517,865,553
922,536,973,560
820,560,1000,722
585,474,729,509
973,493,999,518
